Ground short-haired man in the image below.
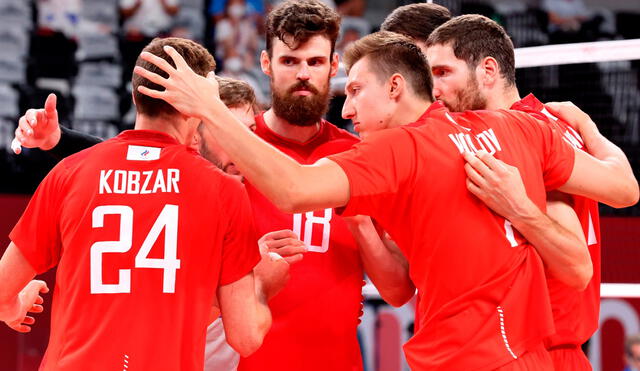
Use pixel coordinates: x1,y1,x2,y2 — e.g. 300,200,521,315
425,14,638,369
134,31,638,370
12,2,414,370
380,2,452,52
0,37,289,370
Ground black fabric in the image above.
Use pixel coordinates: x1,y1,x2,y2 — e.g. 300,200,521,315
47,125,103,160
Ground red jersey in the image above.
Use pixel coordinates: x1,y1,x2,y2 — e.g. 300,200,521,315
10,130,260,371
239,114,364,371
329,102,576,371
512,94,601,347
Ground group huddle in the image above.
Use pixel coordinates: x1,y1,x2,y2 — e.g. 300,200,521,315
0,1,638,371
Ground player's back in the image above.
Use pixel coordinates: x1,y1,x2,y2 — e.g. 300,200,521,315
34,130,246,370
333,104,574,370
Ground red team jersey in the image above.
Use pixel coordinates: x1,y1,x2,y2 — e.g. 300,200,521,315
329,102,576,371
512,95,601,354
10,130,260,371
238,114,364,371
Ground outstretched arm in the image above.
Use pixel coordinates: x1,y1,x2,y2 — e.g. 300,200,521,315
133,46,351,213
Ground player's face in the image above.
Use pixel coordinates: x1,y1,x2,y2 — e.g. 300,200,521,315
342,57,395,138
195,103,256,181
426,43,487,112
627,343,640,371
262,35,339,126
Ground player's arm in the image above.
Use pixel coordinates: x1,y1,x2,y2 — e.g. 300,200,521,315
134,46,351,212
13,93,102,158
258,230,307,265
464,151,592,290
218,253,289,357
546,102,639,208
345,216,415,307
0,242,49,332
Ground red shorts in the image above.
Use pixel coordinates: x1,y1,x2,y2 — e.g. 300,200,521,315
494,344,553,371
548,345,592,371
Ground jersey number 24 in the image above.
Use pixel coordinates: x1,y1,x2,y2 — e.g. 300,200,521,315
90,204,181,294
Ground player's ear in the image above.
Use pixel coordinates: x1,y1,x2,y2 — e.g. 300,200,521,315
388,73,405,100
330,52,339,78
478,56,499,87
260,50,271,76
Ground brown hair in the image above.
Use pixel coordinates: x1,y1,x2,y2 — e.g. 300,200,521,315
265,0,341,57
343,31,433,101
216,76,259,112
132,37,216,117
626,334,640,357
381,3,452,44
426,14,516,86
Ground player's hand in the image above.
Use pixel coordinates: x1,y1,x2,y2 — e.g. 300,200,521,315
12,94,61,154
258,230,307,265
253,246,290,301
463,150,536,221
545,101,596,136
2,280,49,333
133,46,222,121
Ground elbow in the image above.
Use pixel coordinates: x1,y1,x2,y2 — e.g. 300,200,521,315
228,335,264,358
227,316,270,357
379,286,416,308
568,260,593,291
608,175,639,208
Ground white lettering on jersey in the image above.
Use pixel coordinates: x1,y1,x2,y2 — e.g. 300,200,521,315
126,145,161,161
448,128,503,155
99,169,181,194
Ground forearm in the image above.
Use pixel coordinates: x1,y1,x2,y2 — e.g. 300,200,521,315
347,218,414,306
47,126,103,160
202,104,346,212
509,198,592,290
580,121,638,202
219,274,271,356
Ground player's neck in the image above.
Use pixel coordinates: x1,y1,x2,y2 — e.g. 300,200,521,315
134,113,193,145
485,85,521,110
393,97,432,127
263,109,321,143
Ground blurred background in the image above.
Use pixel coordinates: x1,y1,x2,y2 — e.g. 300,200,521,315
0,0,638,370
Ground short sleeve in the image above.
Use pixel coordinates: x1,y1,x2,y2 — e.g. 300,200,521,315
218,177,260,286
328,128,416,218
530,117,576,190
9,162,68,274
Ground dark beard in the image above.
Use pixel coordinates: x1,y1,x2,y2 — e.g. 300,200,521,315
271,79,331,127
449,75,487,112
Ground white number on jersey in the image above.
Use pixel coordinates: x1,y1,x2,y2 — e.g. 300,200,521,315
90,204,181,294
292,209,332,253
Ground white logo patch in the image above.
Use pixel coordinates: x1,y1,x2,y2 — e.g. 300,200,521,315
126,145,161,161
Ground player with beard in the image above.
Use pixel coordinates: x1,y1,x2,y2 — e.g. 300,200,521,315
424,15,638,370
13,2,414,370
235,1,412,370
132,30,638,369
